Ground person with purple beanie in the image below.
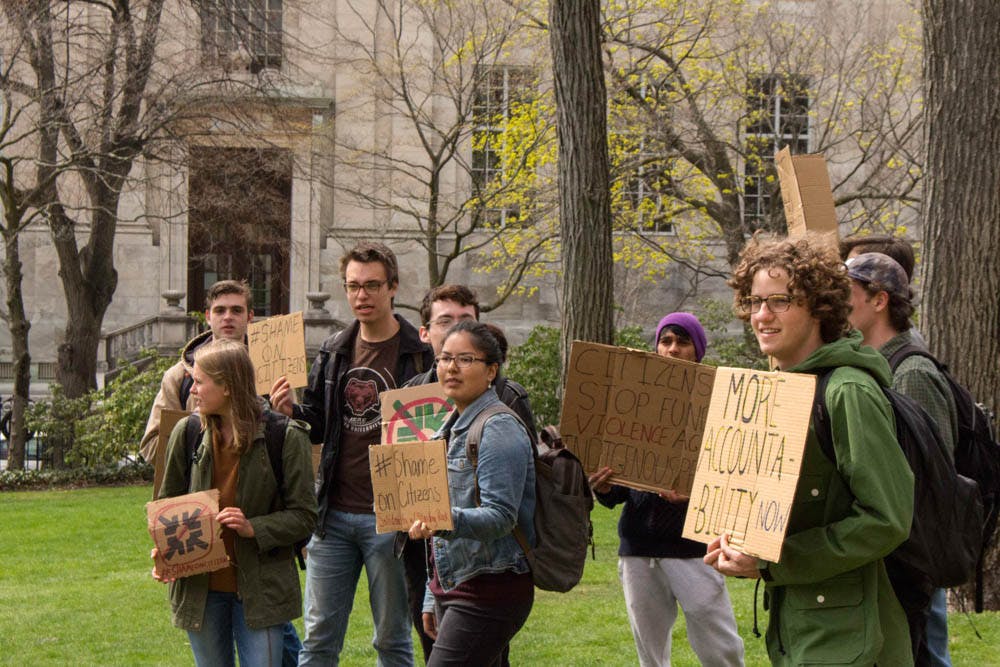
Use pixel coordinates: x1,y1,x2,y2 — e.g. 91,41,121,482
589,312,744,666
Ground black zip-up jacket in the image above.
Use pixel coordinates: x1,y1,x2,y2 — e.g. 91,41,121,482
294,314,434,536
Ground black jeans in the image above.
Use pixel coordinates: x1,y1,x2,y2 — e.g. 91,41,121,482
428,594,533,667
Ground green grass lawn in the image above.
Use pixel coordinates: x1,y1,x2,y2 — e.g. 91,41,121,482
1,484,997,665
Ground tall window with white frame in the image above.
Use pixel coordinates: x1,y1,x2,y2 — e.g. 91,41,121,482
471,66,534,227
199,0,282,73
743,74,810,230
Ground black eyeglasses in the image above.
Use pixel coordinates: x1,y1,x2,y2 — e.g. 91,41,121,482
738,294,796,314
435,354,488,369
343,280,388,295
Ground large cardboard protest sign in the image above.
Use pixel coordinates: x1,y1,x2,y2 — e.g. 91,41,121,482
776,146,839,245
248,312,308,395
380,384,455,444
146,489,229,579
369,440,452,533
682,368,815,562
561,342,716,496
152,409,190,499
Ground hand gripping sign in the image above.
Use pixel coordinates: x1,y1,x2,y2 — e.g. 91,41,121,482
146,489,229,579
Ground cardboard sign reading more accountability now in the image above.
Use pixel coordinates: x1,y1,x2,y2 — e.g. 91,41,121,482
369,440,452,533
380,384,455,444
561,342,716,497
248,312,308,396
146,489,229,579
682,368,815,563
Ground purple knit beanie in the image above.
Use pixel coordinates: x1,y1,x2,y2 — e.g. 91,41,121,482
654,312,707,362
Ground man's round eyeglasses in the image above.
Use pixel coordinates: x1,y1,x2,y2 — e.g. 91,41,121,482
343,280,388,295
435,354,488,368
739,294,795,314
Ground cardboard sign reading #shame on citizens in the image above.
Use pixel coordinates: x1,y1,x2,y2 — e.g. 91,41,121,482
682,368,815,563
248,312,308,396
146,489,229,579
560,342,716,497
369,440,452,533
380,384,455,444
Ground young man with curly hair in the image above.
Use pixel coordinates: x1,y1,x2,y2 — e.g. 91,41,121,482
706,234,915,666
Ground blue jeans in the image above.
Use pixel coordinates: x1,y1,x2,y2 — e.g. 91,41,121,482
925,587,952,666
299,510,413,666
282,621,302,667
187,591,283,667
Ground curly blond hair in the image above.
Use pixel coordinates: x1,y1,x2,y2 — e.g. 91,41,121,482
728,234,851,344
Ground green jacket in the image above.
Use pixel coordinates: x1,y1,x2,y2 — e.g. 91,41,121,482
157,415,318,631
760,332,915,666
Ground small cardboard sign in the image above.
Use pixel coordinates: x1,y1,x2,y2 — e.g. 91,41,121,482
146,489,229,579
369,440,453,533
248,312,308,395
153,409,191,500
682,368,815,562
560,342,716,496
380,384,455,444
776,146,839,244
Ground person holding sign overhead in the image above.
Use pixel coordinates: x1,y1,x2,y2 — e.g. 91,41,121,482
708,235,914,665
152,339,317,667
589,312,744,667
408,320,536,667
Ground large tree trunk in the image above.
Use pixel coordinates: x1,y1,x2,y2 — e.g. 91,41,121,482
920,0,1000,611
549,0,614,389
2,225,31,471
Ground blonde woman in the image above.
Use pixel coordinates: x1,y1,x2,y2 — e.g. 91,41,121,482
152,339,317,667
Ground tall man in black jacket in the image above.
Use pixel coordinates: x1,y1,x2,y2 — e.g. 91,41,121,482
271,242,433,667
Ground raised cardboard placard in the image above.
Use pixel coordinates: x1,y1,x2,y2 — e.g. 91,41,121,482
146,489,229,579
682,368,815,562
560,342,715,496
369,439,453,533
248,312,308,396
153,409,190,499
776,146,839,244
380,384,455,444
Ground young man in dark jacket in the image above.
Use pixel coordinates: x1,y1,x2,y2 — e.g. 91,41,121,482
271,242,433,667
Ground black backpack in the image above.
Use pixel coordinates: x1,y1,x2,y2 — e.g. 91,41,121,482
184,410,308,570
888,344,1000,611
813,367,983,591
465,404,594,593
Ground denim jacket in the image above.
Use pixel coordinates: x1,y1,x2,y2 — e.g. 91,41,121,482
423,389,536,611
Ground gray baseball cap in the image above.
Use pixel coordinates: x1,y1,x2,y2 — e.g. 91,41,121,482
845,252,911,302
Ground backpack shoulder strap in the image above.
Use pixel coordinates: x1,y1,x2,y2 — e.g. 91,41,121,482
887,343,937,373
811,367,838,464
183,413,202,491
466,403,529,468
262,410,290,489
178,373,194,409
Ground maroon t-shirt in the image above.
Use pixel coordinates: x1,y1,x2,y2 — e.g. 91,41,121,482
328,334,400,513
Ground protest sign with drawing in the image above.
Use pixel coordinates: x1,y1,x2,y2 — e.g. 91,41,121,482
380,384,455,444
369,440,452,533
560,341,716,497
146,489,229,579
247,312,308,395
682,368,815,562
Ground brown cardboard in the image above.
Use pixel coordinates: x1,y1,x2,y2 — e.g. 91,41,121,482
776,146,839,243
146,489,229,579
560,341,716,496
682,368,815,562
248,312,308,395
380,384,455,443
153,409,190,500
369,440,453,533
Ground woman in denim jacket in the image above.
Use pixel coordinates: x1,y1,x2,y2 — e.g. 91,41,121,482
408,320,536,666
